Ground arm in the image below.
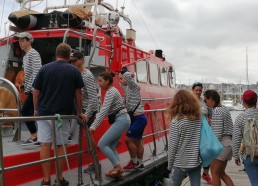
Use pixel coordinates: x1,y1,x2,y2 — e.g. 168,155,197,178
75,88,87,123
33,89,40,116
84,73,98,117
90,90,114,131
211,109,223,140
232,114,244,164
31,51,42,81
167,119,180,170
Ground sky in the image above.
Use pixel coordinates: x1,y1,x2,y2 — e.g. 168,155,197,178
1,0,258,85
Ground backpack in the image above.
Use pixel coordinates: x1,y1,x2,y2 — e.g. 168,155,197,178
242,113,258,161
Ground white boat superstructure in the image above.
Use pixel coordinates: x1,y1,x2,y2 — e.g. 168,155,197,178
222,100,235,111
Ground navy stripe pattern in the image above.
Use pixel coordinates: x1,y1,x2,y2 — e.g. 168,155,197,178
232,108,258,160
90,87,127,130
211,106,233,141
122,72,144,113
167,117,202,170
81,69,98,117
23,48,42,93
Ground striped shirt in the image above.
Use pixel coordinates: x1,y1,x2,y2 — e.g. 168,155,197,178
200,98,208,117
23,48,42,93
81,69,98,117
121,72,144,113
211,106,233,141
90,87,127,130
167,117,202,170
232,107,258,160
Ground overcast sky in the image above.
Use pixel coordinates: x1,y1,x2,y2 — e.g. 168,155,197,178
1,0,257,85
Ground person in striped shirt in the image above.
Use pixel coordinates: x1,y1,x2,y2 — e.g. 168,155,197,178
192,82,213,185
89,72,130,178
232,90,258,186
167,89,202,186
70,51,98,127
14,32,42,146
203,90,234,186
119,67,147,171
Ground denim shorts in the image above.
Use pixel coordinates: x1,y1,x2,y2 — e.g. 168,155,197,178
126,114,147,139
38,119,69,145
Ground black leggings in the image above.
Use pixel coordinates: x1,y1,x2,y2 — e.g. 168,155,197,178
21,92,37,134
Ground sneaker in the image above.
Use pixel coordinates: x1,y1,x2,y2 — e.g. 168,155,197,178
21,137,38,146
84,163,101,173
202,173,213,185
55,178,69,186
123,160,137,172
68,135,72,142
135,163,145,171
41,179,50,186
34,142,41,147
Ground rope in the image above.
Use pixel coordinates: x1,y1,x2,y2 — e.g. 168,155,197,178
131,0,159,49
54,114,75,186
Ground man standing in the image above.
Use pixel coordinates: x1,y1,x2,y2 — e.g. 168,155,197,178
15,32,42,146
233,90,258,186
33,43,87,186
119,67,147,171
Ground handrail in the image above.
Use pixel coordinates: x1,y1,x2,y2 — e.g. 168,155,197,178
87,26,114,69
0,114,101,186
0,77,22,141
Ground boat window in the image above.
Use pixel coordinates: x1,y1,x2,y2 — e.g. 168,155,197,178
136,60,147,83
168,66,176,88
160,66,167,86
149,62,159,85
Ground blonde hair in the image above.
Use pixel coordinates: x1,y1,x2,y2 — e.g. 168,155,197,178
167,89,201,121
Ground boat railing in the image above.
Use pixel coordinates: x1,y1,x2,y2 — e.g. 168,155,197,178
0,114,101,186
0,77,22,141
88,26,114,69
143,108,169,156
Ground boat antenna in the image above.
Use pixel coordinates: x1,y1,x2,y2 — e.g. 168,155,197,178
131,0,159,49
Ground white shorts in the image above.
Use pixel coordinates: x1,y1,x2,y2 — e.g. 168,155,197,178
37,119,70,145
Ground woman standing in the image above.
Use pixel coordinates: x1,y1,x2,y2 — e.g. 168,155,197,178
192,82,213,185
203,90,234,186
89,72,130,178
167,89,202,186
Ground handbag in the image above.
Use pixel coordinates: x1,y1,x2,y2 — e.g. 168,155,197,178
108,107,124,124
200,115,223,167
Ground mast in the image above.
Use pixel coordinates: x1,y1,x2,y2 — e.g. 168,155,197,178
246,47,249,90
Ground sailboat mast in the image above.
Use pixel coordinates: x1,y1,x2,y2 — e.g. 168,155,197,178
246,47,249,89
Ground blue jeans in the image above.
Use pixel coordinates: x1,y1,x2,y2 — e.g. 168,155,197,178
243,156,258,186
171,165,201,186
98,114,130,167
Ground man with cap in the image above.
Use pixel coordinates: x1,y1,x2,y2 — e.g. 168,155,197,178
70,51,100,173
232,89,258,186
15,32,42,146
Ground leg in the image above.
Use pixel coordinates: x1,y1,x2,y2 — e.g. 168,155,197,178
21,93,37,137
187,166,201,186
40,142,52,182
125,136,137,160
202,165,212,185
171,166,187,186
57,145,67,180
126,114,147,163
210,160,222,186
220,161,234,186
243,156,258,186
98,114,130,167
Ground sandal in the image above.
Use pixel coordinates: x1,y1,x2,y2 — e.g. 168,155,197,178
41,179,51,186
106,167,124,177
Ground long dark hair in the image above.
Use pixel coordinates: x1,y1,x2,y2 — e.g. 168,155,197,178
203,89,220,108
99,71,115,85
